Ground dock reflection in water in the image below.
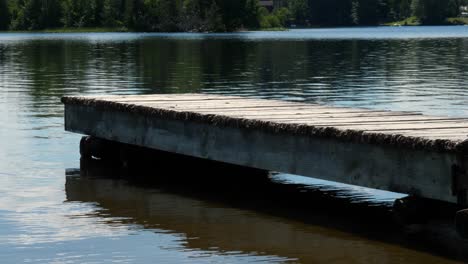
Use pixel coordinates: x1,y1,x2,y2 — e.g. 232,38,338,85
65,159,467,263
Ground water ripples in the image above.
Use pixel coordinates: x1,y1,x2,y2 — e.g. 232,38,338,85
1,28,468,263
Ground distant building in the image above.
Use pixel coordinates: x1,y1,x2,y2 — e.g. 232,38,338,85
259,0,274,11
259,0,285,11
461,6,468,17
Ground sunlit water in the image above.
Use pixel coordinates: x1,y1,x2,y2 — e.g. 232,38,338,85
1,27,468,263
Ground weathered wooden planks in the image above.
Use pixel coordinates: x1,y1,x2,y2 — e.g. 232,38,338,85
69,94,468,142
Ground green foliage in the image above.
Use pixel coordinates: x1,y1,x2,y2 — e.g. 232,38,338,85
206,1,225,32
411,0,451,24
447,17,468,25
102,0,123,28
258,6,291,29
244,0,261,28
288,0,309,25
384,15,419,26
260,13,281,28
8,0,61,30
274,7,292,25
447,0,460,18
351,0,360,24
217,0,248,31
62,0,100,28
0,0,10,30
399,0,412,20
23,0,43,29
351,0,388,25
2,0,467,31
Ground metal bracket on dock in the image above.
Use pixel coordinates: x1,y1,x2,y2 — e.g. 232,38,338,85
452,158,468,206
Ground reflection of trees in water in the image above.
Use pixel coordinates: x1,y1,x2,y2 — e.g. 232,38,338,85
2,37,468,115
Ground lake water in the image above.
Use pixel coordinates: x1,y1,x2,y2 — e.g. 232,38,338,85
1,27,468,263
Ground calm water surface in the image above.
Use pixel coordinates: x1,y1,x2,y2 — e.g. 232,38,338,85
1,27,468,263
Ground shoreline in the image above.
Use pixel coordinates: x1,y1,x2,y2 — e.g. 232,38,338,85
1,22,467,34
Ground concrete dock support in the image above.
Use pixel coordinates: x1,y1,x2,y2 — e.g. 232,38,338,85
65,103,460,204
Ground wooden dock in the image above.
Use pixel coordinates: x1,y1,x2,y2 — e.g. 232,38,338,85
62,93,468,205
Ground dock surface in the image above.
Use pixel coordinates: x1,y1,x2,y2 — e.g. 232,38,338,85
62,94,468,204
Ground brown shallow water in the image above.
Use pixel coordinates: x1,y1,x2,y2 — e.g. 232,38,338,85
1,27,468,263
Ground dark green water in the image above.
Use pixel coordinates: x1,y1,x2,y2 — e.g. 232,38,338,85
1,27,468,263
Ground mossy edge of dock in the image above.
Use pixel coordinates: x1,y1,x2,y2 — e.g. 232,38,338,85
61,96,463,154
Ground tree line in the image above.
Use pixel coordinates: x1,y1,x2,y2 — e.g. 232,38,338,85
1,0,467,31
0,0,264,31
288,0,468,26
